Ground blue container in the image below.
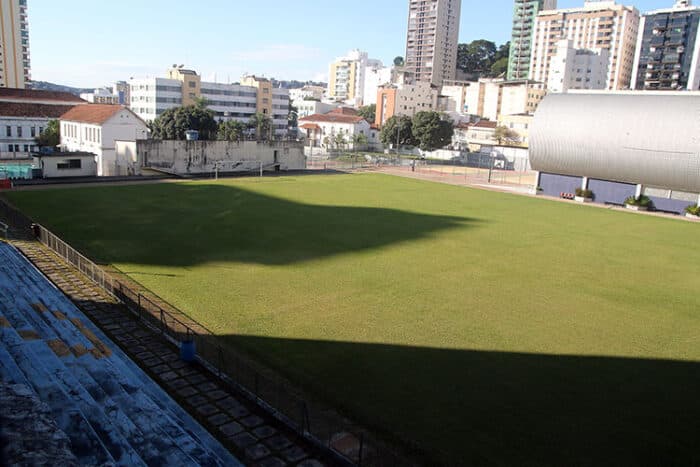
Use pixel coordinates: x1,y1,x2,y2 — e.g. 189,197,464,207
180,339,196,362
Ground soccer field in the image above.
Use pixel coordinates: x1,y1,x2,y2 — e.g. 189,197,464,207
6,174,699,466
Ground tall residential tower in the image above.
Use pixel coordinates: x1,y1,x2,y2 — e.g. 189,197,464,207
631,0,700,90
405,0,461,86
0,0,30,88
508,0,557,80
530,1,640,90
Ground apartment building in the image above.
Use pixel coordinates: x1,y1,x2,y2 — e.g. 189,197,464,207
327,50,383,106
530,1,640,90
547,39,610,92
0,0,30,88
375,81,437,126
508,0,557,80
405,0,461,86
128,66,290,135
631,0,700,90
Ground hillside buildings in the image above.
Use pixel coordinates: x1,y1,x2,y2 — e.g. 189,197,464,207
631,0,700,90
508,0,557,80
0,88,84,159
0,0,30,88
128,66,290,135
530,1,640,90
59,104,148,176
405,0,461,86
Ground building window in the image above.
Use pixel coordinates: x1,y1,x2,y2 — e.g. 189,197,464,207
23,144,29,152
31,126,36,137
6,126,11,137
17,126,22,137
57,159,82,169
188,81,196,88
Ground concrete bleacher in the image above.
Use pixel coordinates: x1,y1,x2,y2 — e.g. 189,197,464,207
0,241,242,466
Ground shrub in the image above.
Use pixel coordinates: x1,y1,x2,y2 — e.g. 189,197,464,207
684,204,700,216
624,195,654,208
575,188,593,199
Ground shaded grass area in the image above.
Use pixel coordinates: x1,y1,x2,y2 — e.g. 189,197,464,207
6,174,700,466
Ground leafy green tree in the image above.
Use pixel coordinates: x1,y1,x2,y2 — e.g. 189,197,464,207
217,120,247,141
334,132,347,150
35,119,60,147
150,105,218,140
379,115,415,147
457,40,497,75
393,56,405,67
357,104,376,123
490,57,508,77
353,132,368,150
249,112,272,140
495,42,510,61
288,104,298,129
411,111,454,152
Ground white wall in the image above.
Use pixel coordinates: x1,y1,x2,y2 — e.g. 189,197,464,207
34,155,97,178
117,140,306,175
0,117,47,158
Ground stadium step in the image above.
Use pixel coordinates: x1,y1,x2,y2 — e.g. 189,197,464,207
0,241,240,466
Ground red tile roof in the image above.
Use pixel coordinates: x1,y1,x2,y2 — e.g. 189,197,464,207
60,104,131,125
0,88,85,103
472,120,497,129
299,123,321,130
0,102,78,118
329,107,358,116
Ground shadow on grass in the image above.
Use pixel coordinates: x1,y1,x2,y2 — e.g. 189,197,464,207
8,182,474,266
221,334,700,467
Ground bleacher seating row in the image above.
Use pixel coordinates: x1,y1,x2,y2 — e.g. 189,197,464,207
0,241,242,466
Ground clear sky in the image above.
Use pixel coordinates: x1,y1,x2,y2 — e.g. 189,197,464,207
30,0,673,87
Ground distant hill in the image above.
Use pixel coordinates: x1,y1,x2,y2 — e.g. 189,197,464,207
29,81,94,96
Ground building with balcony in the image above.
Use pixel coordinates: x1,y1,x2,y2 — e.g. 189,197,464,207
405,0,461,86
530,1,640,90
0,0,30,88
508,0,557,80
441,78,546,121
128,66,290,135
327,50,383,106
631,0,700,90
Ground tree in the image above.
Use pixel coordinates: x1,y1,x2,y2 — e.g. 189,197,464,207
357,104,376,123
249,112,272,141
490,57,509,77
411,111,454,152
352,132,368,150
288,104,298,129
393,56,405,67
333,132,347,151
457,40,497,75
379,115,415,148
493,125,519,145
35,119,60,147
150,105,218,140
217,119,247,141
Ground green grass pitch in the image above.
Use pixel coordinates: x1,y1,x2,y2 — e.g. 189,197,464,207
6,173,699,465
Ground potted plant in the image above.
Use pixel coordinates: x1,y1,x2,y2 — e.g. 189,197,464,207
574,188,594,203
624,195,654,211
684,204,700,219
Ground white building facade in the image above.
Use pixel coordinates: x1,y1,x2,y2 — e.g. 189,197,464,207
60,105,149,176
299,108,377,148
547,40,610,92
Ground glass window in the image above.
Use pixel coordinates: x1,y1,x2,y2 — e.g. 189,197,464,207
6,126,11,137
17,126,22,137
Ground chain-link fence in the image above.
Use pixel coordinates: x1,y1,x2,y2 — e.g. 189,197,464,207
0,198,410,466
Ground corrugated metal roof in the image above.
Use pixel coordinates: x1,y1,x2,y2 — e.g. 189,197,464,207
530,93,700,193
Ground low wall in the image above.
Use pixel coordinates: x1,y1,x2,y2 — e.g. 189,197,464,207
117,140,306,175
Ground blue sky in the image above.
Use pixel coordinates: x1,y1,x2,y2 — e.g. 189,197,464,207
30,0,672,87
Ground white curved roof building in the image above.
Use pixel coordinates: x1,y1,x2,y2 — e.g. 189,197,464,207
530,92,700,194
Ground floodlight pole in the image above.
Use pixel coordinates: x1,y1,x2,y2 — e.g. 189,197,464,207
259,160,263,178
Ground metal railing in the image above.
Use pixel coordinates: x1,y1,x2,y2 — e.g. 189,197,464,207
2,206,409,466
